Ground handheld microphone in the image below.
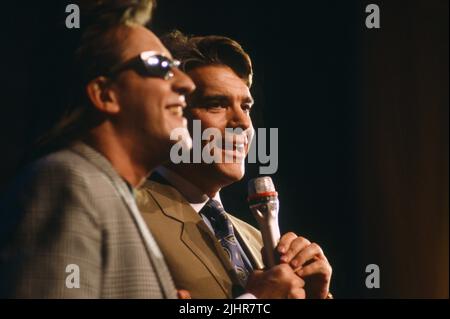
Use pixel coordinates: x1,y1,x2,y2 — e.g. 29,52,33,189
247,176,281,268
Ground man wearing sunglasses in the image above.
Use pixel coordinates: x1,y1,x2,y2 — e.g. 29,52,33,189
136,31,333,299
0,1,195,298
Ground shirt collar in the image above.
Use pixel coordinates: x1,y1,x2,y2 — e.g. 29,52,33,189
155,166,222,213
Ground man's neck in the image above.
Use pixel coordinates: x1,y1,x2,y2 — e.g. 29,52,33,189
165,163,221,198
84,125,151,187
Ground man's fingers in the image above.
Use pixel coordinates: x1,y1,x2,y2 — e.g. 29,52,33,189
177,289,192,299
280,236,311,263
288,288,306,299
296,259,332,279
290,242,324,269
295,276,306,288
277,232,298,254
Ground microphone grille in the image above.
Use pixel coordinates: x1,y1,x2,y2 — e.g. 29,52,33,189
248,176,276,196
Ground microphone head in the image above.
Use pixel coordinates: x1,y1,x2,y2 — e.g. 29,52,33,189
248,176,276,195
247,176,278,204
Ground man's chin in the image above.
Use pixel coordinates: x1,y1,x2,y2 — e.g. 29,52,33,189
167,125,193,152
214,163,245,184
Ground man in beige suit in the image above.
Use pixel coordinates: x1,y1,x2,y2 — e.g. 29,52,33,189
0,2,196,298
137,32,333,299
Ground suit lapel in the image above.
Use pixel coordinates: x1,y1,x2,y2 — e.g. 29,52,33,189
145,181,240,296
194,221,244,289
69,142,177,298
228,214,265,270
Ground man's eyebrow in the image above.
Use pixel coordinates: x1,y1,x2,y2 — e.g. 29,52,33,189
244,96,255,105
160,50,173,59
199,94,254,105
198,95,232,103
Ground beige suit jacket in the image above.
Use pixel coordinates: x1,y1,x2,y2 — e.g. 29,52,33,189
137,180,264,299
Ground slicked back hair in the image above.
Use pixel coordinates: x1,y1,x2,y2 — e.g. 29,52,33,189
161,30,253,87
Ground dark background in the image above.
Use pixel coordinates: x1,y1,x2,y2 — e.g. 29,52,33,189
0,0,448,298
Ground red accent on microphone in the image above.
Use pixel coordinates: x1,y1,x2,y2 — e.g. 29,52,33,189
247,191,278,202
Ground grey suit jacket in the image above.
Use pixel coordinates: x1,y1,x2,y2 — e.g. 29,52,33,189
0,142,176,298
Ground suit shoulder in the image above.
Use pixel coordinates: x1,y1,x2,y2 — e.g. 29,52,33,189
227,214,262,241
140,179,178,194
9,148,114,196
1,148,113,224
138,180,184,203
30,148,104,179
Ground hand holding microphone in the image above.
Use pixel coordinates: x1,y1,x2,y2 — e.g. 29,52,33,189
247,176,333,298
246,177,307,299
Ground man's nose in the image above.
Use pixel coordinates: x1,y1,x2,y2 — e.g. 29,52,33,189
228,105,252,131
172,68,196,96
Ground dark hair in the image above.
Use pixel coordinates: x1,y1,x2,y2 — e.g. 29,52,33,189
161,30,253,87
31,0,156,158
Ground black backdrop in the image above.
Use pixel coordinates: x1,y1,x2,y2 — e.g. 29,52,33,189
0,0,448,298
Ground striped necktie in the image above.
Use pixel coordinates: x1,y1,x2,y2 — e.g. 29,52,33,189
200,199,250,286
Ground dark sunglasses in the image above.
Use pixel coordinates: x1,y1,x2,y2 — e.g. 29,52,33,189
109,51,181,80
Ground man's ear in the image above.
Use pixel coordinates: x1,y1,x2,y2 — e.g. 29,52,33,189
85,76,120,114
